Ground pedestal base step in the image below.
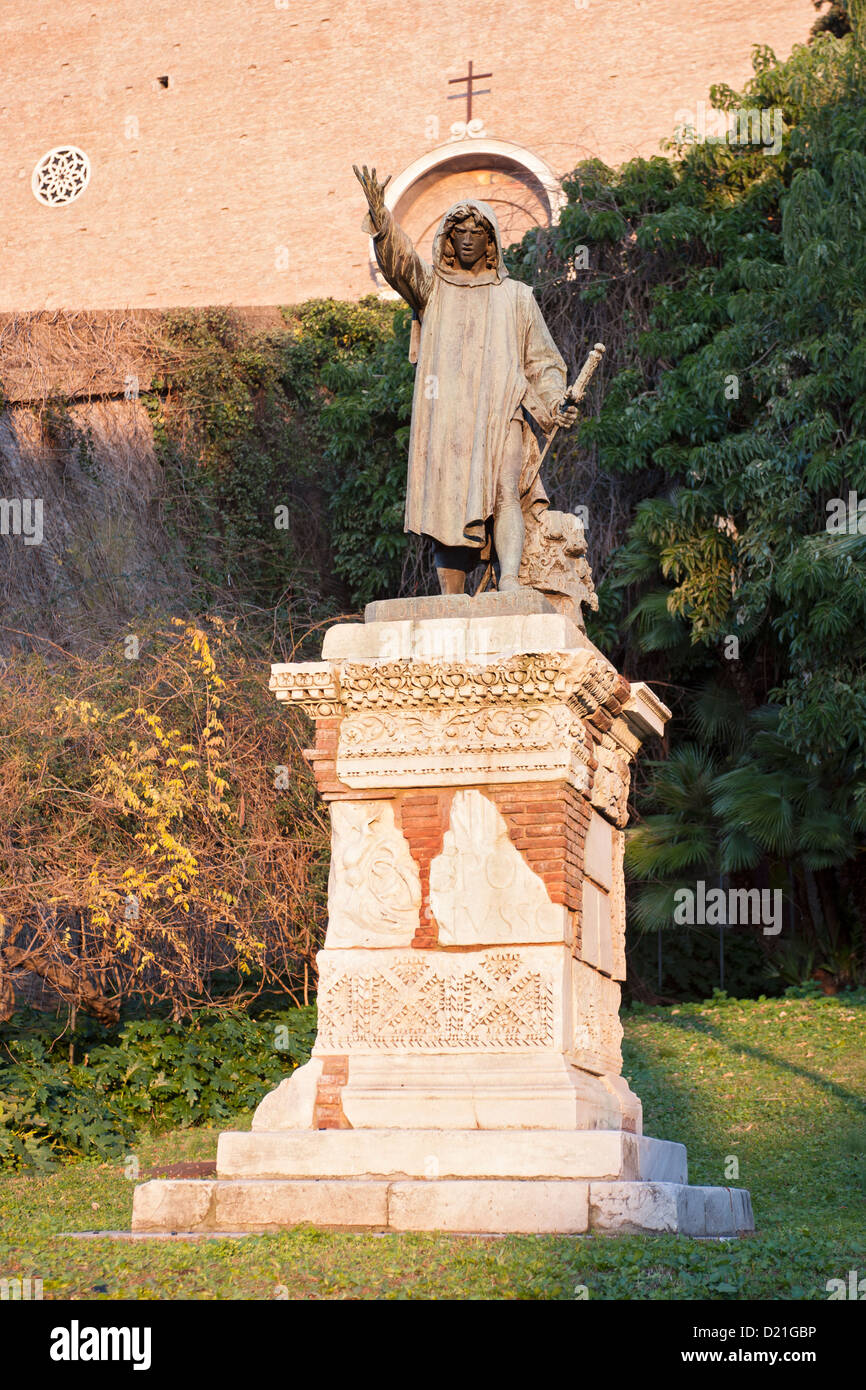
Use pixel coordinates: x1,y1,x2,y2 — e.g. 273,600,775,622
131,1178,753,1237
217,1128,686,1183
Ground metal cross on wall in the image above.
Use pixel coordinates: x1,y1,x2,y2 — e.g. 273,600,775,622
447,60,492,122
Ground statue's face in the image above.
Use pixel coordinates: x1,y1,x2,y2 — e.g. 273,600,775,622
451,217,490,270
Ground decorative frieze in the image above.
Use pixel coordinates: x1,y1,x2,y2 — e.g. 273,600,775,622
270,646,631,726
336,701,593,788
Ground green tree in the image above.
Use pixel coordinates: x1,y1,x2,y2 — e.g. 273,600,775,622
511,27,866,985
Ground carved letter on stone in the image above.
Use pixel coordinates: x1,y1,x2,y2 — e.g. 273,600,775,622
430,789,566,945
325,801,421,948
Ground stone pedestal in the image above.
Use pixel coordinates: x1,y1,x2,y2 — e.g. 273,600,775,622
132,597,753,1236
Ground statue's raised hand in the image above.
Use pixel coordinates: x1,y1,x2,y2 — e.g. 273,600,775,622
353,164,392,224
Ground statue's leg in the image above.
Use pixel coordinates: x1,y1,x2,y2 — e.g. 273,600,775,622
493,421,525,592
432,540,477,595
437,565,467,595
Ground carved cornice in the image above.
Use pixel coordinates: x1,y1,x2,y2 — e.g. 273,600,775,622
269,662,341,716
341,654,583,710
271,650,624,721
621,681,671,740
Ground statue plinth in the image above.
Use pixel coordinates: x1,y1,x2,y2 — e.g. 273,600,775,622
132,606,754,1236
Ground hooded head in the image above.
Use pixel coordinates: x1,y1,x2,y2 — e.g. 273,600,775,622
432,199,509,286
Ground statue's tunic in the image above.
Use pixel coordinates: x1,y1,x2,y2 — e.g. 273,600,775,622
365,199,567,551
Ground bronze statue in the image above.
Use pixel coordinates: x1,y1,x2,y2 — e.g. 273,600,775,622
354,164,583,596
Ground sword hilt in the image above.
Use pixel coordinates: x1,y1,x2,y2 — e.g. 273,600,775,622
560,342,606,411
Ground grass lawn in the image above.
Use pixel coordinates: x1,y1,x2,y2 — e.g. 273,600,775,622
1,991,864,1300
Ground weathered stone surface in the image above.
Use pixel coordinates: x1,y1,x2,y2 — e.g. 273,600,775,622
133,1176,587,1235
322,619,412,663
335,700,593,790
324,799,420,948
589,1181,684,1234
134,1179,389,1232
636,1135,688,1184
610,827,627,981
677,1184,708,1237
518,509,597,626
388,1179,589,1234
210,1179,388,1231
733,1187,755,1233
324,647,614,792
580,880,613,977
132,1179,214,1232
590,744,630,827
250,1057,322,1132
571,958,623,1073
133,1172,750,1235
322,612,589,663
217,1127,685,1182
589,1182,755,1236
702,1184,755,1236
268,660,341,715
622,682,671,741
431,789,568,945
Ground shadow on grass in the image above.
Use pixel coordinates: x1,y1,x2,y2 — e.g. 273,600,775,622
662,1012,866,1117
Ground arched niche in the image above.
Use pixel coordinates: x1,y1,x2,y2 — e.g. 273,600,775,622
369,138,563,293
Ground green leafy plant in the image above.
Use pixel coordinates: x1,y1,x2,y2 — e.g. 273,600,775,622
0,1006,317,1169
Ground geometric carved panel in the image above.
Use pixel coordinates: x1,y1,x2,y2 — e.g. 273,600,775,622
316,949,556,1052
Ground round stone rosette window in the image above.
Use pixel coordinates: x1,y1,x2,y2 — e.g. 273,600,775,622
31,146,91,206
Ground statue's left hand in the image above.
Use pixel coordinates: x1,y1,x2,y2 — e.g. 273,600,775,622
353,164,392,223
552,403,580,429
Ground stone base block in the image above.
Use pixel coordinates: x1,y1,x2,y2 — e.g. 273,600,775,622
388,1180,589,1233
131,1175,753,1236
131,1178,388,1234
216,1128,687,1183
363,588,557,624
589,1182,754,1237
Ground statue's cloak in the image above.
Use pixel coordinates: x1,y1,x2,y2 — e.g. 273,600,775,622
364,198,567,550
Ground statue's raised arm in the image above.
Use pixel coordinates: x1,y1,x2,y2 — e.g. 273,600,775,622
353,162,433,314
